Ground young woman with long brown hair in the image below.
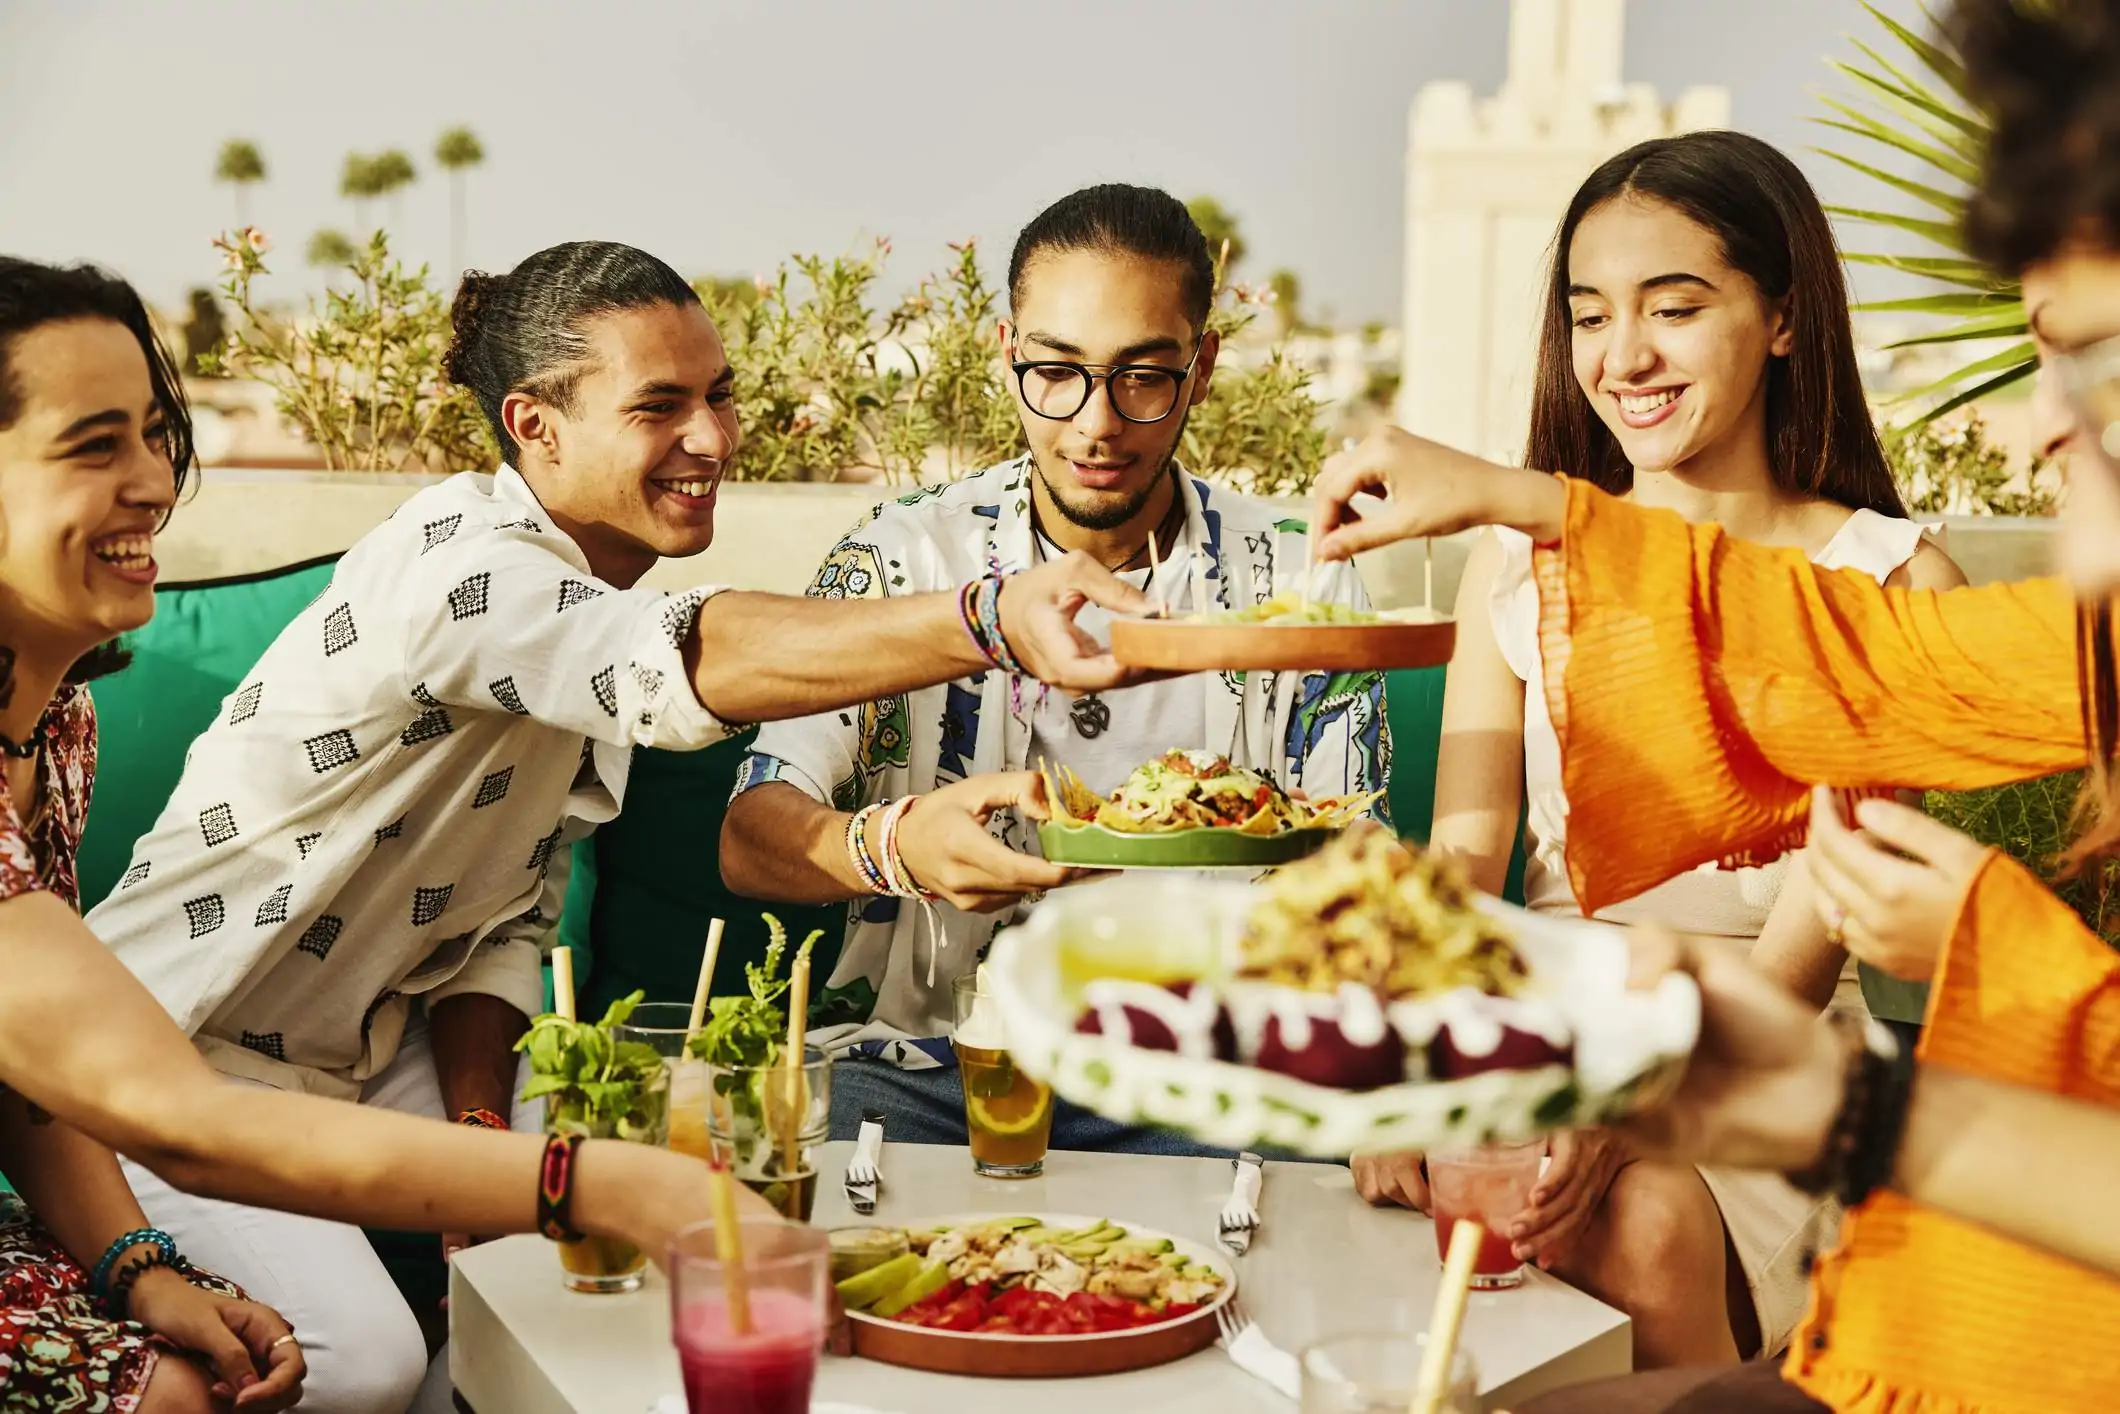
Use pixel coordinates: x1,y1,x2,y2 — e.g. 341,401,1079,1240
1353,131,1964,1371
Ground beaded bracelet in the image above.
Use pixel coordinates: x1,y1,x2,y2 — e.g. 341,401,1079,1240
538,1132,586,1243
845,802,890,895
1786,1011,1914,1208
90,1228,176,1301
962,575,1025,676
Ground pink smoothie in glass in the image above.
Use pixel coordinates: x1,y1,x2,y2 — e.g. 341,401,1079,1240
674,1288,822,1414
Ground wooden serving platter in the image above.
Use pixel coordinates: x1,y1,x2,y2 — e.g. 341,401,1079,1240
846,1212,1236,1379
1109,609,1456,672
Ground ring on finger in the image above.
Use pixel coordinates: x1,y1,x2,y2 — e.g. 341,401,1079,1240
268,1332,300,1352
1822,900,1848,948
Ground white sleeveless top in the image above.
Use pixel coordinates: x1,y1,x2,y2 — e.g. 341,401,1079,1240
1491,510,1938,936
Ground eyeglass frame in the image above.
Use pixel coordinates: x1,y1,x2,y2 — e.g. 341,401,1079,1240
1006,339,1206,425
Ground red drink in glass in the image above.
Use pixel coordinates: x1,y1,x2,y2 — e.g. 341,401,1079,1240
674,1289,821,1414
1426,1141,1545,1290
668,1221,830,1414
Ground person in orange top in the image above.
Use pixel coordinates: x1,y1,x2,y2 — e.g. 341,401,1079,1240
1307,4,2120,1408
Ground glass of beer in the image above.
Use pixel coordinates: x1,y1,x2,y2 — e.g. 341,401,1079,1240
1425,1140,1545,1290
544,1062,670,1293
613,1001,714,1162
952,971,1053,1178
703,1051,831,1222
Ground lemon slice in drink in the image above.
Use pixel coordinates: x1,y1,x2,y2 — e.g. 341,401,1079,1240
967,1082,1051,1137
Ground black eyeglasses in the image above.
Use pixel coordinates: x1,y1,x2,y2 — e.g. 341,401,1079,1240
1009,344,1202,424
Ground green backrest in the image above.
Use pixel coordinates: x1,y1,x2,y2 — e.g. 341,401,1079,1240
1383,666,1527,904
559,731,843,1018
80,556,341,911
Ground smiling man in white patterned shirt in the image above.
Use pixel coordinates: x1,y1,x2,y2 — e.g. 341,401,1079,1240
86,240,1153,1414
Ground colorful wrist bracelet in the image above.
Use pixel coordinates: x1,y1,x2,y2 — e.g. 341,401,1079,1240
90,1228,176,1301
965,574,1025,676
846,802,889,895
876,795,935,901
538,1132,586,1243
456,1107,509,1131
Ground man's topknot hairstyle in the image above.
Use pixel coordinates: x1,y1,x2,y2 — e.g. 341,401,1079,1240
1007,184,1217,333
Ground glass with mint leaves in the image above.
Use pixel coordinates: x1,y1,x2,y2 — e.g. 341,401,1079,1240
518,990,672,1292
689,917,831,1222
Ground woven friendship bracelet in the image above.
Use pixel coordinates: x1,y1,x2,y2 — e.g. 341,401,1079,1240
456,1107,509,1131
537,1132,586,1243
968,575,1025,676
876,795,937,901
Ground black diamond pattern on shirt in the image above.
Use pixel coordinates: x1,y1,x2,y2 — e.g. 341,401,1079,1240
590,665,618,717
411,681,440,708
662,588,705,649
239,1031,287,1062
183,894,226,938
628,662,665,700
199,803,239,848
303,729,360,773
411,883,455,926
227,683,263,726
297,915,345,960
447,573,491,621
499,517,543,533
557,579,603,613
400,710,453,747
295,832,322,859
119,861,151,890
373,817,404,846
527,823,564,873
489,676,529,715
255,884,293,926
472,767,514,809
323,603,357,656
421,514,463,553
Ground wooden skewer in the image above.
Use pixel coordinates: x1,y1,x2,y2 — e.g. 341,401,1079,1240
705,1166,752,1335
552,946,576,1022
1411,1218,1484,1414
780,954,812,1213
686,918,727,1039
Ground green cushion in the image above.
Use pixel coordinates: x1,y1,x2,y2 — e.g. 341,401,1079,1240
79,556,341,911
561,731,842,1019
1383,666,1527,904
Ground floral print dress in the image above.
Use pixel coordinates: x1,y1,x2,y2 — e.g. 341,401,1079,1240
0,685,240,1412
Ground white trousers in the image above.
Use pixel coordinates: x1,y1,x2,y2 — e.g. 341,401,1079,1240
121,1008,538,1414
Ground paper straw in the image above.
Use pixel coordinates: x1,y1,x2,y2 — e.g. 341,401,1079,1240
1422,536,1435,617
780,954,811,1206
1411,1219,1484,1414
687,918,727,1037
1146,523,1167,618
552,946,576,1022
705,1167,752,1335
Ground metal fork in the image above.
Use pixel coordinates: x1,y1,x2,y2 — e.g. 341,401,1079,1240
1214,1295,1255,1348
1219,1151,1263,1254
1215,1296,1302,1399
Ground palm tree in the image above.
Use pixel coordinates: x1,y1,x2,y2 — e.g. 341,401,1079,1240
1813,2,2030,423
434,127,485,279
369,149,419,234
307,228,357,274
1267,268,1302,339
340,153,383,234
214,140,267,227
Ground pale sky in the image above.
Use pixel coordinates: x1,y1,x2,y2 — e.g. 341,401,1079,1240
1,0,1926,323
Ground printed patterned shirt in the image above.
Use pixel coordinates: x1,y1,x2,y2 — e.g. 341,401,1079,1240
733,456,1393,1063
0,683,96,909
87,468,734,1097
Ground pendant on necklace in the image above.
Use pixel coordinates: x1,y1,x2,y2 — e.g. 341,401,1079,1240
1069,693,1111,739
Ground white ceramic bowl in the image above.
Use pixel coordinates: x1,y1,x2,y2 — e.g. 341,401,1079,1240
984,874,1700,1157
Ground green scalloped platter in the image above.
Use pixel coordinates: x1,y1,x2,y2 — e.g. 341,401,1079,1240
1037,819,1338,869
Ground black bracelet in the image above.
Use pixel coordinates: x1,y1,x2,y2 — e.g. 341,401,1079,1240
107,1249,183,1320
1787,1012,1916,1208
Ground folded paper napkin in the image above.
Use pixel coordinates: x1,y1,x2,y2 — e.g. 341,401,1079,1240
1224,1321,1302,1400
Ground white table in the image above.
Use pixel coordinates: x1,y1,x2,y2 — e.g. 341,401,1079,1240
451,1142,1629,1413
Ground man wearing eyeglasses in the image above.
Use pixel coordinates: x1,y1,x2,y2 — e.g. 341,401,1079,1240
721,183,1389,1149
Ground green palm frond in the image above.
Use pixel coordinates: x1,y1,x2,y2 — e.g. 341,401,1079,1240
1813,2,2033,425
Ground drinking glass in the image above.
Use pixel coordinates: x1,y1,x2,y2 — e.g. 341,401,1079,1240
543,1062,670,1293
702,1052,831,1222
1426,1140,1545,1290
669,1221,830,1414
1300,1332,1479,1414
613,1001,714,1163
951,971,1053,1178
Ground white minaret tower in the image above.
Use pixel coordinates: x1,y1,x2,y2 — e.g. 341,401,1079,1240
1398,0,1729,462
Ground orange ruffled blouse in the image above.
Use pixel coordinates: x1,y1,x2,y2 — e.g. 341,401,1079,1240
1532,477,2120,1414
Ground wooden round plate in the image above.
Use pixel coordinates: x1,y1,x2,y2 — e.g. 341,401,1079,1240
1109,609,1456,672
847,1212,1236,1379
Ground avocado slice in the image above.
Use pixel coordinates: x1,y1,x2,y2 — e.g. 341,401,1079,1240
1112,1237,1176,1256
1179,1263,1215,1281
1059,1241,1110,1261
834,1252,923,1310
1157,1251,1188,1269
872,1259,952,1318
